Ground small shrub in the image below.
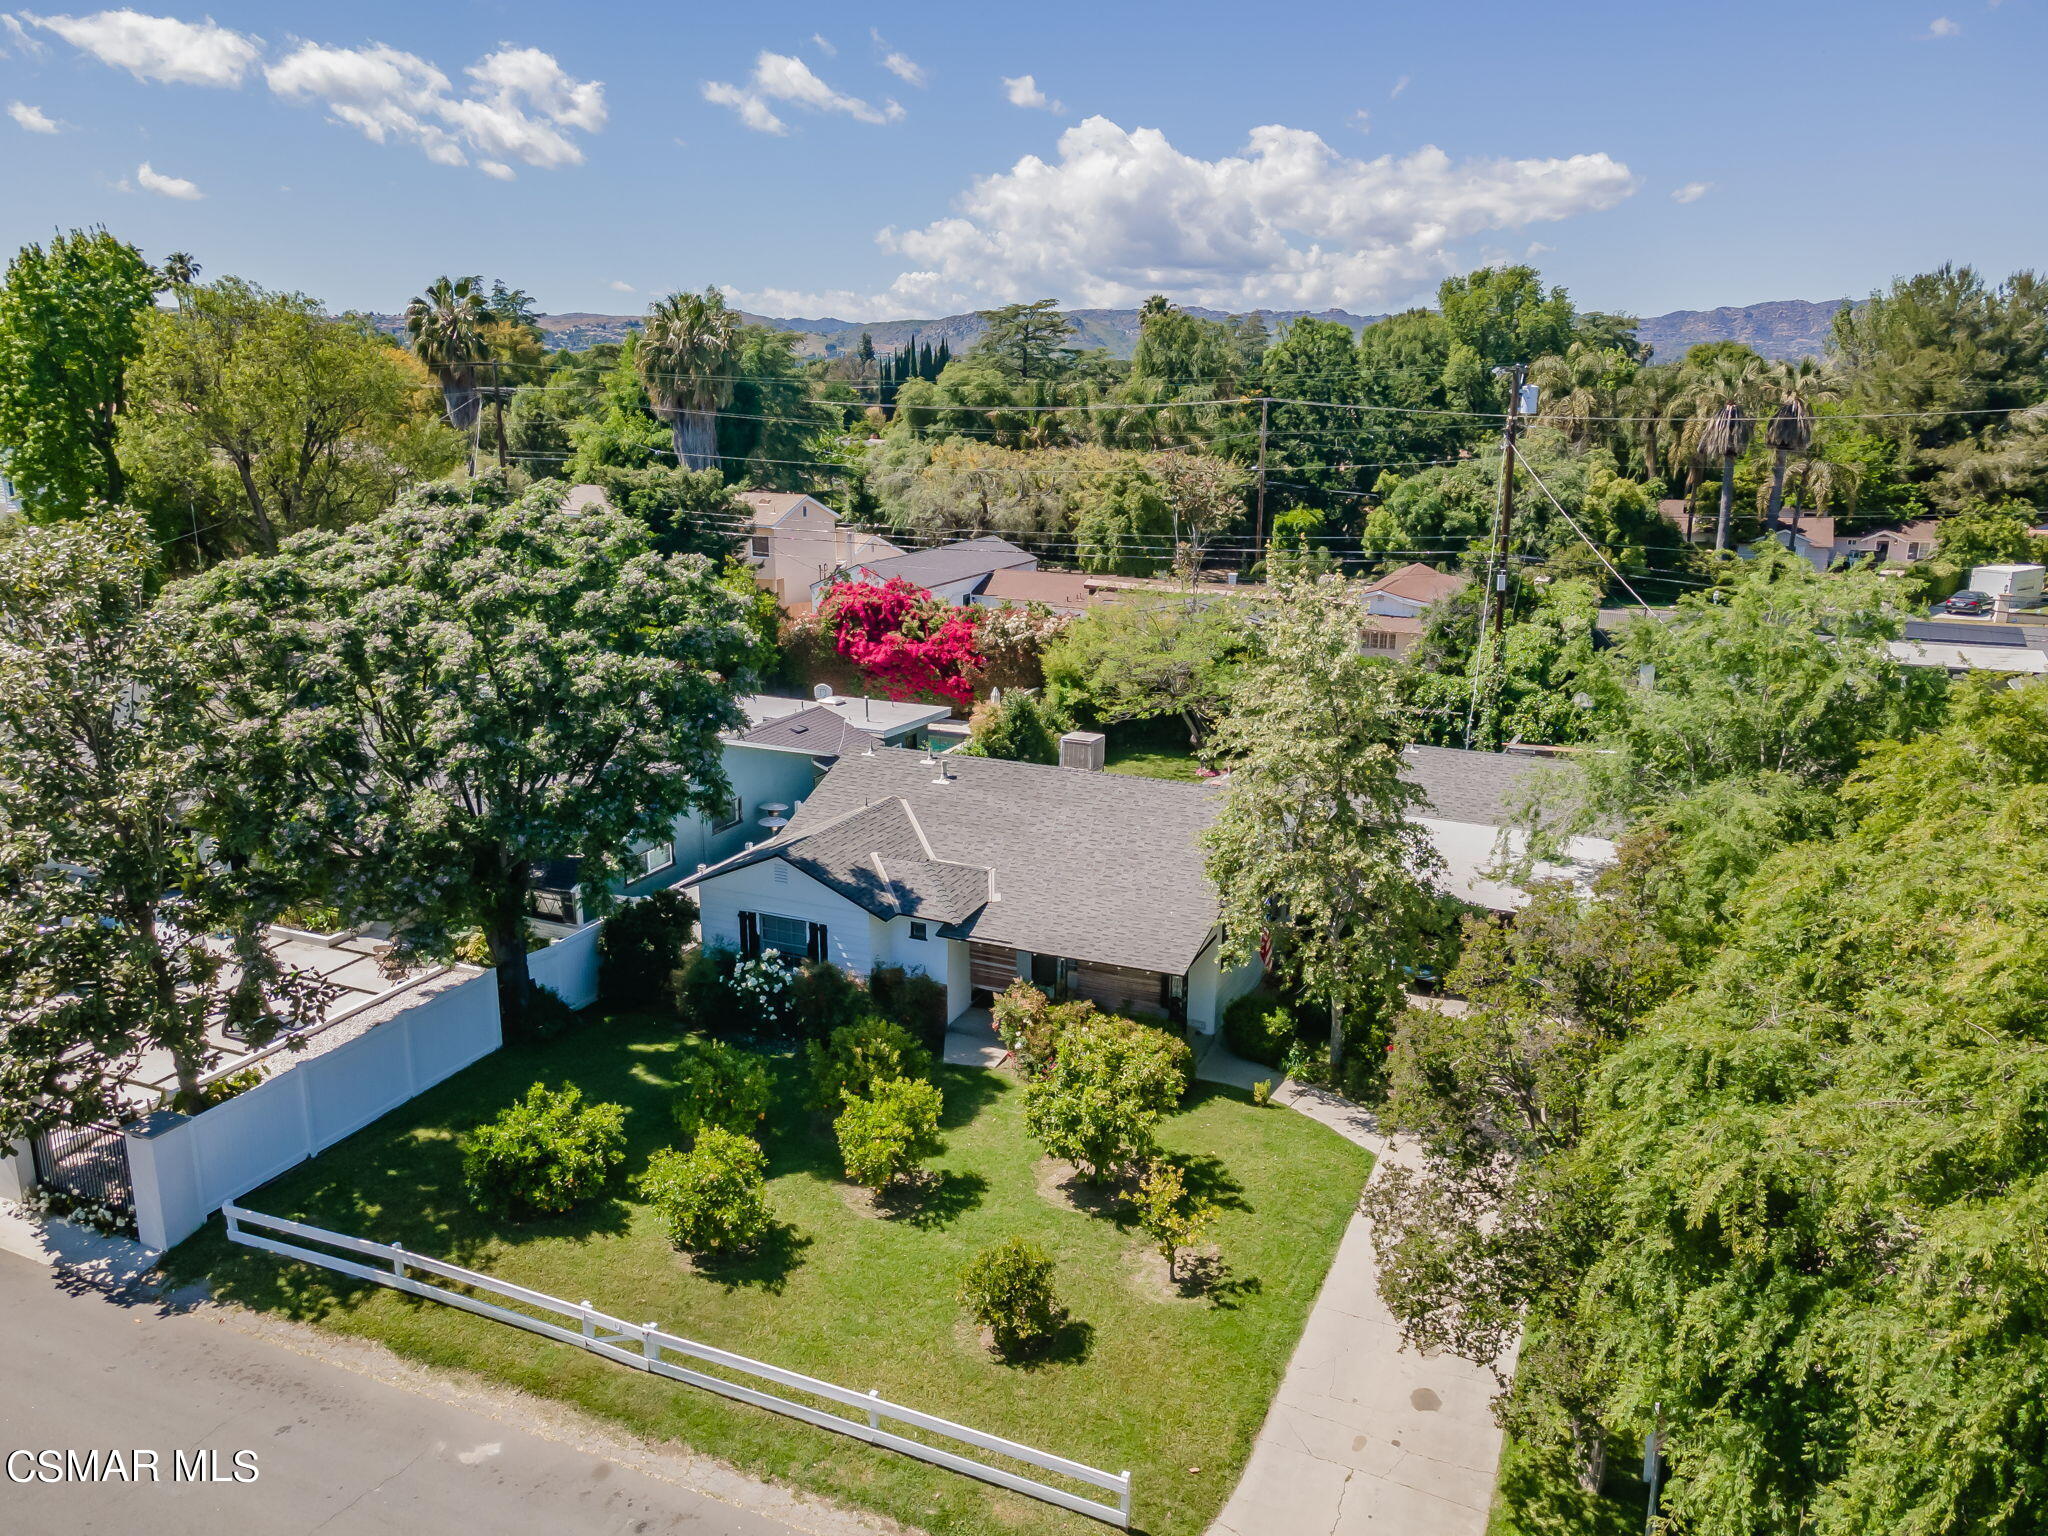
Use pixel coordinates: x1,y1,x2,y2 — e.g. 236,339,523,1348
1022,1012,1191,1184
1133,1159,1219,1283
456,924,549,968
990,979,1093,1078
599,890,698,1008
870,963,948,1054
461,1083,627,1217
672,944,740,1033
1223,989,1300,1069
672,1038,772,1145
789,959,869,1039
639,1127,772,1256
517,982,578,1042
958,1238,1065,1355
1251,1078,1274,1107
804,1016,934,1117
836,1075,945,1190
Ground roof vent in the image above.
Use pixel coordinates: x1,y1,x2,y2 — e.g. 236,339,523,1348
812,683,833,702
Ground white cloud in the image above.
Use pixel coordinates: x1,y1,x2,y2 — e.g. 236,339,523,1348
133,158,200,197
704,51,902,133
726,117,1638,321
1389,74,1410,99
3,13,46,54
1924,15,1960,35
24,8,259,85
809,32,834,56
8,98,61,131
1350,108,1371,132
1003,74,1063,113
264,41,604,177
606,278,634,293
1671,180,1712,203
870,28,924,86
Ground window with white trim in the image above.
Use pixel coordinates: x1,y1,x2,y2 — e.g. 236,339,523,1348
713,793,742,831
638,841,675,878
757,912,810,957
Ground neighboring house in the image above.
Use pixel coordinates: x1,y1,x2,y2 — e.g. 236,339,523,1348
1356,563,1464,658
1400,745,1617,913
1359,562,1468,619
527,691,953,928
738,491,904,608
1768,513,1943,572
1657,498,1710,546
681,739,1619,1033
968,566,1098,614
826,536,1039,607
683,745,1261,1032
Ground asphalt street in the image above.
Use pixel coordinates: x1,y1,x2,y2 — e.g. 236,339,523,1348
0,1251,839,1536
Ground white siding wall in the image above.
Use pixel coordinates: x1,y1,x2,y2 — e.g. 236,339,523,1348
626,744,825,903
1185,932,1264,1036
695,859,876,976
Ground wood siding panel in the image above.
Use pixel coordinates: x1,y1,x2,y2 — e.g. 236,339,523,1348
969,941,1018,991
1069,960,1168,1017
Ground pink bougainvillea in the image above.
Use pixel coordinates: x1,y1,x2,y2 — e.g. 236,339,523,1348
822,577,984,708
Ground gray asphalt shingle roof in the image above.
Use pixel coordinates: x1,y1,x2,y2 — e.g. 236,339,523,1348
689,748,1226,975
733,705,886,759
1401,744,1556,826
850,536,1035,591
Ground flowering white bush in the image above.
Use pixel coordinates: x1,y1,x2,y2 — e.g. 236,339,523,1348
729,953,798,1028
8,1186,137,1239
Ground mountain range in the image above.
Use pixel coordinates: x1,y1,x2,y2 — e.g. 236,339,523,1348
381,297,1854,364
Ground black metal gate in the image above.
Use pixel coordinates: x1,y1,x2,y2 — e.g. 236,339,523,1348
30,1123,134,1216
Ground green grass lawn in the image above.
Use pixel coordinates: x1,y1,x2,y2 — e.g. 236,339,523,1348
166,1012,1369,1536
1102,718,1206,783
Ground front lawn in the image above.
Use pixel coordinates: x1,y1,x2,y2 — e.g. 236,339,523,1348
166,1012,1369,1536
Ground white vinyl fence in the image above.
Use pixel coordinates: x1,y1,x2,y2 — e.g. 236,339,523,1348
527,920,601,1010
126,971,500,1251
223,1202,1133,1528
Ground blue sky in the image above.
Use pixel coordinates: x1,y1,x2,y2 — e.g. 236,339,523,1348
3,1,2044,321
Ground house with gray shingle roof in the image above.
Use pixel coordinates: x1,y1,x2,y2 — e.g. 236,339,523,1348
829,536,1039,606
681,747,1261,1031
678,739,1617,1033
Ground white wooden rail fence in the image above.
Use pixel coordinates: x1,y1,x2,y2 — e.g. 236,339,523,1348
222,1202,1132,1527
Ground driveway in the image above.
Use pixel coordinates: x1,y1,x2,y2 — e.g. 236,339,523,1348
0,1249,886,1536
1199,1052,1505,1536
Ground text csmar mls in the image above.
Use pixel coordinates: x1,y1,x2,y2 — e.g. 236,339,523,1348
7,1449,260,1484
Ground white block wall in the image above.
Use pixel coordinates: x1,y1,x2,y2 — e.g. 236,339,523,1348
528,921,602,1009
125,969,500,1252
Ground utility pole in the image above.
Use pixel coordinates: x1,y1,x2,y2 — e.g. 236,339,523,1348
489,357,508,473
1489,362,1527,641
1464,364,1528,750
1253,393,1270,564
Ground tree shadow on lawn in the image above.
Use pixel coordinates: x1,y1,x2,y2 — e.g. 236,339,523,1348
989,1315,1096,1373
935,1064,1005,1130
687,1219,812,1295
1175,1152,1250,1215
873,1168,988,1231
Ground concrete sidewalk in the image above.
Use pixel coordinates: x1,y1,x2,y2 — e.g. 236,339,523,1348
1200,1050,1505,1536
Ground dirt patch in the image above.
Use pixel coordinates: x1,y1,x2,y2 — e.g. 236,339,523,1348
952,1315,1001,1359
835,1169,946,1221
1130,1243,1227,1303
1031,1156,1129,1218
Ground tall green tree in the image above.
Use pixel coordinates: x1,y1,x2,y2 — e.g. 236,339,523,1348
404,274,491,433
716,324,829,488
175,480,755,1028
1576,679,2048,1536
1255,316,1367,518
1074,464,1170,574
0,227,158,519
0,512,328,1124
971,299,1074,383
1759,357,1839,528
120,277,459,563
1203,570,1440,1069
1041,599,1248,747
638,288,741,471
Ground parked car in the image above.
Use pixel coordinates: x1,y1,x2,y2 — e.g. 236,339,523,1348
1942,590,1995,617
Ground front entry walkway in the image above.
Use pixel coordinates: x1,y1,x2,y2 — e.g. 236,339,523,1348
1198,1046,1505,1536
942,1006,1008,1068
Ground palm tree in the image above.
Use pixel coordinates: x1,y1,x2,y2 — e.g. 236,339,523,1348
637,288,741,471
1760,358,1840,530
160,251,200,287
405,275,490,434
1683,357,1764,549
1532,342,1626,450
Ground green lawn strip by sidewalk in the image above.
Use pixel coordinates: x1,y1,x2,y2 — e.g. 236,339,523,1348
166,1012,1368,1536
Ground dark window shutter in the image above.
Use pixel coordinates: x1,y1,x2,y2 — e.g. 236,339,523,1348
807,922,827,962
739,911,759,957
